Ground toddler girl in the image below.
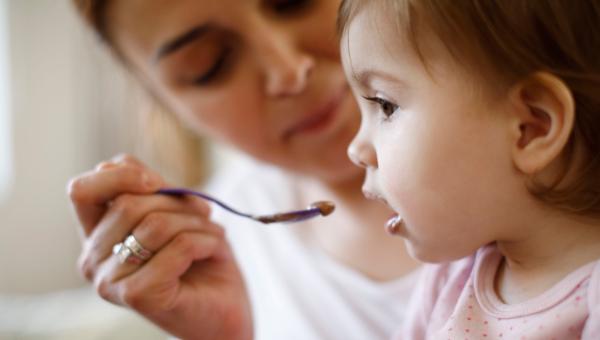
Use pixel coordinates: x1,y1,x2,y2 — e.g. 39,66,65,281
338,0,600,338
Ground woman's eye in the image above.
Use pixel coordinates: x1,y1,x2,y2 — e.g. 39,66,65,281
269,0,312,14
363,96,399,119
193,49,230,86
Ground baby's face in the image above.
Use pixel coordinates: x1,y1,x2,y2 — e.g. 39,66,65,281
341,5,521,262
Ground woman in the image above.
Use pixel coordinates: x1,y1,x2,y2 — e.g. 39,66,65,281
69,1,420,339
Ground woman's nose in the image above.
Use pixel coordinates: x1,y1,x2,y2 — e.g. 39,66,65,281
253,25,315,97
265,54,314,97
347,128,378,169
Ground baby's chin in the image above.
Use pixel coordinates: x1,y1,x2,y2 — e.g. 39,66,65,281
406,240,476,264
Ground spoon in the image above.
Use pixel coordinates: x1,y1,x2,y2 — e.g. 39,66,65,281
157,188,335,224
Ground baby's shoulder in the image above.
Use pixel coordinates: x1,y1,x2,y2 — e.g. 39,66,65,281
583,260,600,339
588,259,600,307
402,255,477,337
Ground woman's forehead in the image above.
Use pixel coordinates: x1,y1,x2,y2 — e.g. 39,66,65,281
107,0,257,55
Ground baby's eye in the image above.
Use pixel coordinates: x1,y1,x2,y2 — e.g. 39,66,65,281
363,96,399,118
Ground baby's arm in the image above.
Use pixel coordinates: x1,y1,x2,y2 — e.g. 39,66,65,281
582,305,600,339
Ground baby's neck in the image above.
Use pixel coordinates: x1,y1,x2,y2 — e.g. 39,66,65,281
494,212,600,304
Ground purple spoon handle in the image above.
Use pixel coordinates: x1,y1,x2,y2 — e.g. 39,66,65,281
156,188,334,224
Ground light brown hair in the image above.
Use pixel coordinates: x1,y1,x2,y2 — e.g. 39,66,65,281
338,0,600,216
72,0,207,186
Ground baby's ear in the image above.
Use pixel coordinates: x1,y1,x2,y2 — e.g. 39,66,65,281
507,72,575,174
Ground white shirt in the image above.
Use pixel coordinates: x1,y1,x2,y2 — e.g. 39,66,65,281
204,156,419,340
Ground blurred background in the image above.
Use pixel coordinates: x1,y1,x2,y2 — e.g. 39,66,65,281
0,1,231,338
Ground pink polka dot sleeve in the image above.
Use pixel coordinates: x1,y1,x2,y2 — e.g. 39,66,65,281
582,262,600,339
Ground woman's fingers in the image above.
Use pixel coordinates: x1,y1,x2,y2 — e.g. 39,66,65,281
78,195,211,281
68,164,164,236
92,229,224,310
122,230,225,310
94,154,151,172
132,212,223,253
110,153,148,168
68,154,250,339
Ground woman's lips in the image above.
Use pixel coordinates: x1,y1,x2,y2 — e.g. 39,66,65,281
282,87,346,141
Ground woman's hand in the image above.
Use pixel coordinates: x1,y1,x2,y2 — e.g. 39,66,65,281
68,154,253,340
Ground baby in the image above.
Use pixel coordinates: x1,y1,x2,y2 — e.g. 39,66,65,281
338,0,600,339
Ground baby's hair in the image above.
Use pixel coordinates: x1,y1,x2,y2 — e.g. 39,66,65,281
338,0,600,217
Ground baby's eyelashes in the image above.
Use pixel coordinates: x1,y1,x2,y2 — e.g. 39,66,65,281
362,95,399,118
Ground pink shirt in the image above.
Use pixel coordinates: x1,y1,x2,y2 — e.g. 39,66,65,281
399,246,600,340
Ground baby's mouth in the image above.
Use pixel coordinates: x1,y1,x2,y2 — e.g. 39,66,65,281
363,189,404,235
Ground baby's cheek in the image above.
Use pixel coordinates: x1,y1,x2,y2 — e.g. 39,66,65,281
389,179,460,243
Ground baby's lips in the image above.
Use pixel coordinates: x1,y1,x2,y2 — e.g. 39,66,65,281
385,215,403,235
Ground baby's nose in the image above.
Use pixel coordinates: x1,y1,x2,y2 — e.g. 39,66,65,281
347,133,377,169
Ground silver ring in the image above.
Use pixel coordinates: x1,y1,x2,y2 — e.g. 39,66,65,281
112,242,143,264
124,234,153,260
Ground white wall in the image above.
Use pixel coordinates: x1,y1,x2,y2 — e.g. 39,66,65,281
0,0,137,294
0,0,11,200
0,0,235,297
0,2,206,337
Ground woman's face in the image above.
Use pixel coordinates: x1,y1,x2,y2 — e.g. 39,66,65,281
106,0,362,182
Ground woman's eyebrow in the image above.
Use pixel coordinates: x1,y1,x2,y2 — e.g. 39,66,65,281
153,23,215,63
